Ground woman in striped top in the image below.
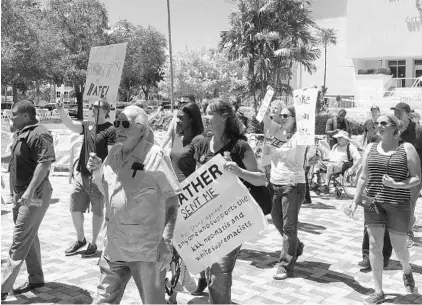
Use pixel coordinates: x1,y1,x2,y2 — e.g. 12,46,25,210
351,114,420,305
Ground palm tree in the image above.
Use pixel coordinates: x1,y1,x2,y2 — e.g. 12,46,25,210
317,28,337,90
220,0,321,112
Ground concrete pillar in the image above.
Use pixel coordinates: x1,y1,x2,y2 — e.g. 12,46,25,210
406,58,414,87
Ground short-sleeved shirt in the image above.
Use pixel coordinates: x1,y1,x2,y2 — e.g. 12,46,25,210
363,119,379,144
77,121,116,176
399,120,422,167
170,134,204,182
194,136,254,170
329,143,361,163
9,123,56,190
100,139,181,262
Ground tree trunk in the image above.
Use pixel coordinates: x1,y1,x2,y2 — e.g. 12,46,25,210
12,83,18,103
75,84,83,120
36,80,40,106
323,47,327,89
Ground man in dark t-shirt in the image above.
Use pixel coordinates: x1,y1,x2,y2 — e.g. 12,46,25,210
57,100,115,257
362,105,380,145
392,102,422,248
325,109,352,148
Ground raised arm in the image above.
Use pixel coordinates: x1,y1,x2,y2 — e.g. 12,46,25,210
56,99,83,134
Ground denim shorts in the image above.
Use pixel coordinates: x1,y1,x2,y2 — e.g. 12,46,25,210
364,200,411,235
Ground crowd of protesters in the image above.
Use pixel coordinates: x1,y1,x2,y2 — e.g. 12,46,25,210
0,97,420,305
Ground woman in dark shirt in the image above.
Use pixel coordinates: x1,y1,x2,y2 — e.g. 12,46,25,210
168,102,204,303
194,100,267,304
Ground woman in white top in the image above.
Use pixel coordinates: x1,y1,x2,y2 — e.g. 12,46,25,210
263,106,307,280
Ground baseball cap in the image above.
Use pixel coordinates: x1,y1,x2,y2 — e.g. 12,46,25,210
333,130,351,141
370,105,380,111
391,102,411,113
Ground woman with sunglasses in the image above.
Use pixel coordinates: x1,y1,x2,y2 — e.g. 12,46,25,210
351,114,419,305
262,106,307,280
166,103,205,303
56,99,115,257
194,100,267,304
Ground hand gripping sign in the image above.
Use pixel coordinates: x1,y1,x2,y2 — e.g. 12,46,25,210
173,154,268,273
293,88,318,146
83,43,127,121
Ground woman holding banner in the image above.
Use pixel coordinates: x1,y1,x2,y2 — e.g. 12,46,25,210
194,100,267,304
166,102,205,303
263,106,307,280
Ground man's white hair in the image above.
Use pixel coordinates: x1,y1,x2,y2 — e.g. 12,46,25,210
123,105,150,138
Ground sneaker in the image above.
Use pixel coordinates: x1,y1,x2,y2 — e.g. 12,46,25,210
65,238,86,256
364,292,385,305
403,272,416,293
83,243,97,257
273,265,292,280
406,235,414,248
358,257,371,269
319,185,329,194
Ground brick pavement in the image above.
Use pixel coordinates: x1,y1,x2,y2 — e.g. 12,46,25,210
1,175,421,304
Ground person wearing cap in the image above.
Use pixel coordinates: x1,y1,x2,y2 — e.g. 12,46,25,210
57,99,116,257
362,106,381,146
325,109,352,149
316,130,361,194
392,102,422,248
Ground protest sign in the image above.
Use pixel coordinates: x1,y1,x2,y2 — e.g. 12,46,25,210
293,88,318,146
173,154,268,274
83,43,127,121
256,86,275,122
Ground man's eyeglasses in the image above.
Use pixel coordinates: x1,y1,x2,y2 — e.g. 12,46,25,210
374,121,394,127
114,120,131,128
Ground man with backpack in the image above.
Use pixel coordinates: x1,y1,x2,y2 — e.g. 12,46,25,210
326,109,352,148
315,131,361,194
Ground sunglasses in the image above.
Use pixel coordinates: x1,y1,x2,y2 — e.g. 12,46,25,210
113,120,131,128
374,121,394,127
280,114,294,119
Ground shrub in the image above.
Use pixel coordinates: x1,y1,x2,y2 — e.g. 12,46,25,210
357,68,391,75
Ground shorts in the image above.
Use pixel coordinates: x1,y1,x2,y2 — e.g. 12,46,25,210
70,172,104,217
364,200,411,235
315,161,344,174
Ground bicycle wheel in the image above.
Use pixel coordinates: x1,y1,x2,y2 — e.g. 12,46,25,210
342,164,362,199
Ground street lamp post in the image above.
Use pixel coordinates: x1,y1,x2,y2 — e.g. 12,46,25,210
167,0,175,112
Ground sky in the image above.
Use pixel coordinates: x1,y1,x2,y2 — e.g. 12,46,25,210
100,0,237,53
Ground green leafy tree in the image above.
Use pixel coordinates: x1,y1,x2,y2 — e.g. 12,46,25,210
317,28,337,90
48,0,109,118
220,0,320,113
109,20,167,102
158,48,247,102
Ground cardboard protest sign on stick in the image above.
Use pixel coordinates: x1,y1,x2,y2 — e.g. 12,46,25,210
293,88,318,146
256,86,275,123
173,154,268,274
83,43,127,121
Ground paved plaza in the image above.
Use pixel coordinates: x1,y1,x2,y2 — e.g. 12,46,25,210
1,175,422,304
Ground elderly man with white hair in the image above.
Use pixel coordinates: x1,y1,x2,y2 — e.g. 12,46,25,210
87,106,181,304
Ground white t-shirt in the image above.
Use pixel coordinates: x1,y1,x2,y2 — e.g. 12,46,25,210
329,143,361,163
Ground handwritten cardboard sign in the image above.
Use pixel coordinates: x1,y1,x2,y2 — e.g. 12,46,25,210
293,88,318,146
256,87,275,123
174,154,267,273
83,43,127,121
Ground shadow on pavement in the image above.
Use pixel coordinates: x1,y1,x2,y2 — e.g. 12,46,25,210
302,201,336,210
2,282,93,304
237,249,280,269
384,292,422,304
187,293,209,304
298,222,327,235
294,261,372,295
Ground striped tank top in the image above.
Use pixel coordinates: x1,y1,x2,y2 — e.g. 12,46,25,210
366,143,410,203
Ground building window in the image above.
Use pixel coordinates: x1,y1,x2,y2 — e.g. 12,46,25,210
388,60,406,87
56,92,61,98
415,60,422,66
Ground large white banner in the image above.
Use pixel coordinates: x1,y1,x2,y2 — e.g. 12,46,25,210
174,154,268,274
293,88,318,146
83,43,127,121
